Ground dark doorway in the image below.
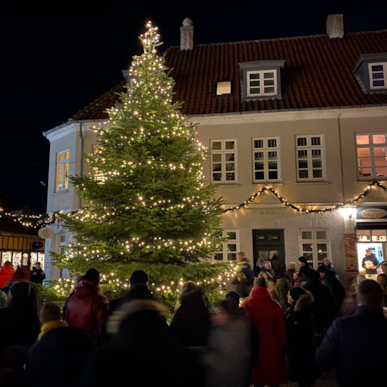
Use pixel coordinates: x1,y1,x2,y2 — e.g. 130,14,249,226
253,230,285,276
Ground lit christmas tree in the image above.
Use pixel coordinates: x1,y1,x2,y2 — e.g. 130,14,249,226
52,22,236,306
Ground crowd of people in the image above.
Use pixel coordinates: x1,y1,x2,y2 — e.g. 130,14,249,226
1,255,387,387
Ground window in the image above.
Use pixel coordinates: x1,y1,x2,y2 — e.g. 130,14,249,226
356,133,387,179
295,135,325,181
56,150,70,192
252,137,281,182
92,145,106,184
247,70,277,97
214,230,239,262
300,229,331,269
211,140,237,183
216,81,231,96
369,63,386,89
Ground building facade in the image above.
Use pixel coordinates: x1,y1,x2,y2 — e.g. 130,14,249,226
43,15,387,286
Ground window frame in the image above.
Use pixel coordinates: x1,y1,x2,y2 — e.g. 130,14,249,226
210,139,238,184
252,137,281,183
356,132,387,180
246,69,278,97
295,135,326,181
299,228,331,269
214,229,240,262
368,62,387,90
216,81,232,96
92,144,106,184
56,149,70,192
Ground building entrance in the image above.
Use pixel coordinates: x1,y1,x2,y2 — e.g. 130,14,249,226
253,230,285,276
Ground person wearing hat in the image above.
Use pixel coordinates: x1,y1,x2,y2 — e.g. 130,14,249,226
109,270,156,314
286,287,319,387
298,256,312,285
0,261,14,289
64,268,108,343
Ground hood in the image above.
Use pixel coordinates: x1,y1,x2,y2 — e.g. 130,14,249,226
249,286,272,302
294,290,314,312
73,279,101,298
0,266,14,275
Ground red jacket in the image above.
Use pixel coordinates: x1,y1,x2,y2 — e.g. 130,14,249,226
242,286,288,386
0,266,14,288
65,279,108,341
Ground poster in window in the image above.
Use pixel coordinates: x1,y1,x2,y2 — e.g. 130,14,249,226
344,234,359,289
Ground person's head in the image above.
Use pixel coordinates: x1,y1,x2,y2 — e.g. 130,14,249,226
377,274,387,289
236,272,247,282
298,256,307,267
225,291,240,309
129,270,149,286
179,281,199,303
35,263,41,269
7,282,30,305
264,261,272,270
307,269,320,282
366,249,372,256
84,269,100,285
293,271,299,280
357,279,384,307
237,252,245,261
288,262,296,271
317,265,327,279
40,302,61,324
267,280,276,291
3,261,12,267
323,258,331,267
356,274,366,285
213,299,239,326
341,294,357,316
255,273,268,287
381,261,387,274
13,267,30,283
287,287,306,306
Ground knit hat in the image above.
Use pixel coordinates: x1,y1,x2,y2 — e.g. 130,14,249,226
84,269,100,285
289,287,306,303
317,265,327,273
130,270,149,285
298,256,307,265
10,282,31,299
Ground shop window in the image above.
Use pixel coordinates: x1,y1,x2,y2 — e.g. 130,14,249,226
356,133,387,179
56,149,70,192
211,140,237,183
252,137,281,182
214,230,240,262
300,229,331,269
357,229,387,242
1,251,12,266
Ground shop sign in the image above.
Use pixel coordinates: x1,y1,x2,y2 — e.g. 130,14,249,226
38,227,54,239
357,207,387,220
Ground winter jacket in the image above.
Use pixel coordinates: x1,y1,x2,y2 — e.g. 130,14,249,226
299,264,311,283
285,269,295,285
38,319,68,340
27,326,93,387
109,284,155,313
316,305,387,387
324,271,346,314
170,290,211,347
261,267,276,281
204,317,252,387
242,286,287,386
303,280,336,334
286,291,319,385
30,268,45,284
361,254,380,274
239,258,254,285
276,277,290,310
64,279,108,342
0,266,14,289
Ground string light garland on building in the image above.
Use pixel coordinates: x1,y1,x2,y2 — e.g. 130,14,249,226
223,181,387,214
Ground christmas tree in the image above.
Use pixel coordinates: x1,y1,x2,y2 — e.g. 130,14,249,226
52,22,237,306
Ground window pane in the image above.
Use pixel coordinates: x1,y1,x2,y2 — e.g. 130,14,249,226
373,134,386,144
227,244,237,252
268,139,277,148
255,162,264,170
227,232,236,240
58,153,63,162
313,169,323,178
213,164,222,171
302,243,313,251
359,168,372,176
298,150,307,158
255,172,264,180
302,231,312,239
254,140,264,148
313,160,322,168
317,252,328,262
255,152,264,160
213,173,222,181
250,88,261,94
65,151,70,160
214,253,223,261
226,153,235,161
297,138,307,146
57,182,62,190
57,164,63,172
373,80,385,87
57,173,63,181
64,180,69,189
212,142,221,150
268,151,277,159
250,73,260,79
264,79,275,86
372,65,384,71
304,253,313,261
264,72,274,79
250,81,260,87
312,150,321,157
64,171,69,179
356,135,369,145
264,87,275,93
225,142,235,150
376,167,387,176
226,173,235,181
298,160,308,169
268,171,278,179
268,161,277,169
226,163,235,171
374,147,387,157
216,81,231,95
299,170,308,179
373,73,384,79
358,158,372,167
316,231,327,239
227,253,237,261
375,158,387,167
64,162,69,171
212,154,221,162
311,137,321,146
357,148,370,157
317,243,327,252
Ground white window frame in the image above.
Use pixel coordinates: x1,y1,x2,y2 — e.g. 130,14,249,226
299,228,331,269
210,139,237,184
369,62,387,90
295,135,326,181
356,132,387,180
56,149,70,192
252,137,281,183
214,229,240,262
247,69,277,97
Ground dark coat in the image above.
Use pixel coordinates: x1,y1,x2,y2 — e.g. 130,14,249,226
316,305,387,387
242,286,287,386
170,290,211,348
286,291,319,385
285,269,295,285
64,279,108,342
276,277,290,310
26,327,93,387
324,271,346,314
239,258,254,285
303,280,336,334
30,268,46,284
361,254,380,274
261,267,276,281
299,264,311,283
109,284,155,313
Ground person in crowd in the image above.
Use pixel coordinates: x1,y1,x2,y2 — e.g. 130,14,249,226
27,302,93,387
341,294,358,317
30,262,46,284
65,268,108,344
286,287,319,387
285,262,296,285
0,290,7,308
351,274,365,294
293,271,300,287
62,273,83,321
0,261,14,289
261,260,276,282
38,302,68,340
268,280,280,304
204,299,253,387
170,281,211,347
242,274,288,387
84,300,194,387
381,261,387,275
361,249,380,279
234,272,251,298
318,266,346,314
110,270,155,313
303,270,336,343
276,272,290,310
298,256,311,284
319,258,335,273
377,273,387,307
316,279,387,387
237,252,254,286
225,291,240,309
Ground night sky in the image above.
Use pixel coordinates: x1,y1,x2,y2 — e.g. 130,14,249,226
1,0,386,214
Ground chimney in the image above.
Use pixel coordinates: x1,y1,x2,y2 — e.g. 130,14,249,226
180,18,194,50
326,14,344,39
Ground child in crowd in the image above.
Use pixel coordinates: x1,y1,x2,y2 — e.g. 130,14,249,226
38,302,68,340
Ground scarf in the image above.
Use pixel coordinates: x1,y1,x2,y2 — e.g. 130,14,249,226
38,319,68,340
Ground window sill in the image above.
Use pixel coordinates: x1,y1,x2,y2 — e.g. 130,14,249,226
53,190,70,195
294,181,330,185
357,179,387,182
214,183,241,186
252,182,284,186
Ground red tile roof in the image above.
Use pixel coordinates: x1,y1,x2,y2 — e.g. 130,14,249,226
68,30,387,122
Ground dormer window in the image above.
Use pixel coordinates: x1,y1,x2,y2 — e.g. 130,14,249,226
239,60,285,101
216,81,232,96
369,63,386,89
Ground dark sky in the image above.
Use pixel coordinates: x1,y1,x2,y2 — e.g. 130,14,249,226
1,0,386,214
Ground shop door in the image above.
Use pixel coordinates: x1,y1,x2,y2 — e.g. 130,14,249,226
253,230,285,276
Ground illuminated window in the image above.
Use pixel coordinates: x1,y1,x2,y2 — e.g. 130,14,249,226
92,145,106,184
211,140,237,183
247,70,277,97
300,229,331,269
216,81,231,95
356,133,387,179
214,230,239,262
369,63,386,90
296,135,325,181
56,150,70,192
252,137,281,182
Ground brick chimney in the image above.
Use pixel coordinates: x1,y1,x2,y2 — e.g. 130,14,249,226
180,18,194,50
326,14,344,39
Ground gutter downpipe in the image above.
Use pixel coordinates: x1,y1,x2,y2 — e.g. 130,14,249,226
78,122,83,209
